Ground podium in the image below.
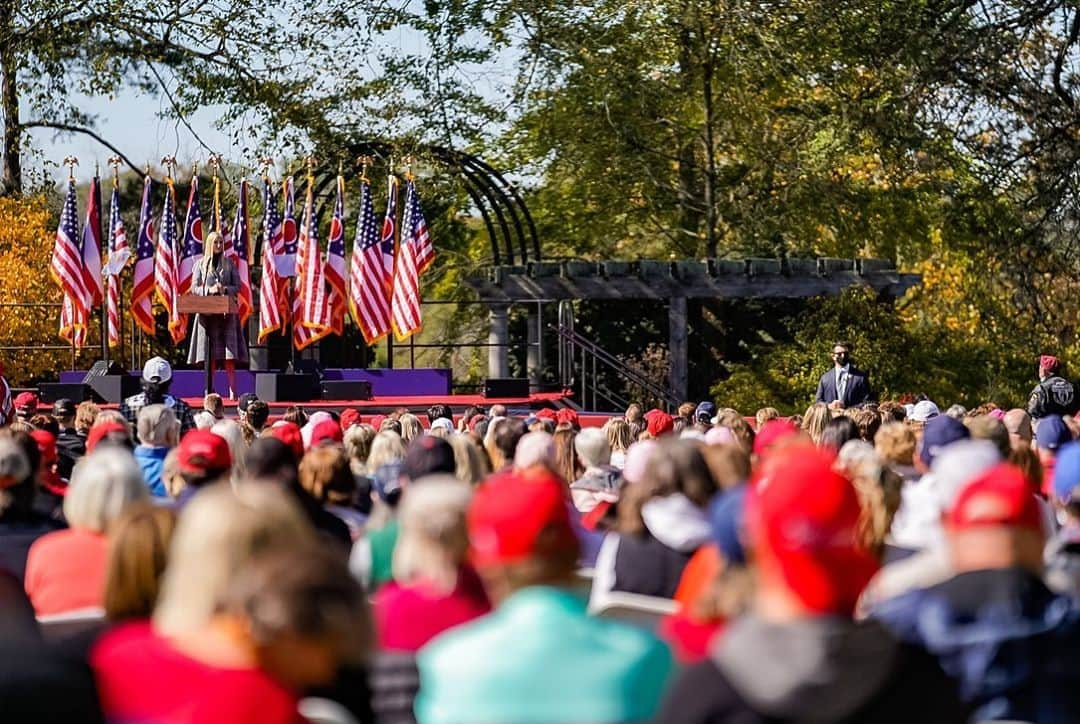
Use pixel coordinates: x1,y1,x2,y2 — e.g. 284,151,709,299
177,294,238,316
177,294,239,395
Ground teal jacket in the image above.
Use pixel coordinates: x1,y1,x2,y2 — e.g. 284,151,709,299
415,586,674,723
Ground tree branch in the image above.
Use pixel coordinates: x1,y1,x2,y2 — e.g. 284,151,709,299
20,121,143,177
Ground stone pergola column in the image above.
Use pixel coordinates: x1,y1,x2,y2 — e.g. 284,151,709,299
526,303,542,389
487,303,510,379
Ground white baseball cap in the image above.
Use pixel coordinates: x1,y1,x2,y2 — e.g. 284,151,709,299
142,356,173,383
909,400,940,423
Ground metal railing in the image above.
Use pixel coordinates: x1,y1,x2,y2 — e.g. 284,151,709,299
553,317,680,412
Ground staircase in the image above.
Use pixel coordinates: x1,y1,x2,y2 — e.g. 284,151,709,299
554,302,680,412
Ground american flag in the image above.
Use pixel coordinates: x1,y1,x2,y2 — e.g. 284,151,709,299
325,176,348,336
293,182,331,350
391,178,426,340
155,180,184,344
52,179,89,345
349,178,391,344
258,176,284,343
278,176,298,278
81,175,104,310
177,176,204,298
59,295,87,348
412,181,435,275
131,176,156,335
380,175,398,294
230,179,253,324
105,184,130,348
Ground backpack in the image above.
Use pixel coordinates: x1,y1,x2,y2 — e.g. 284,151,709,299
1038,376,1077,416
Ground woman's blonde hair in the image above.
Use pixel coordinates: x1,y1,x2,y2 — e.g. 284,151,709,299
398,413,423,445
801,402,832,445
344,424,377,468
64,448,149,532
603,418,632,454
198,231,224,277
75,401,101,433
153,483,314,636
366,431,406,476
874,422,916,466
391,475,473,593
835,440,901,557
104,502,177,621
447,433,490,485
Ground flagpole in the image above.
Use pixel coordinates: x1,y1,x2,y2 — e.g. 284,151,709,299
94,162,108,365
108,156,123,361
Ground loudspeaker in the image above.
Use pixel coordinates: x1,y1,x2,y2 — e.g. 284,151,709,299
483,378,530,398
256,373,317,402
39,383,100,404
87,375,141,404
320,380,373,401
82,360,127,383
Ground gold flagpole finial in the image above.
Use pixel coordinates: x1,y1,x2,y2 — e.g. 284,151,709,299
304,155,317,185
160,155,177,179
259,156,274,179
94,160,100,178
403,155,416,182
108,156,122,188
357,155,374,183
207,153,222,177
63,156,79,181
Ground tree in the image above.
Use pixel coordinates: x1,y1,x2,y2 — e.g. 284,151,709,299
0,194,75,381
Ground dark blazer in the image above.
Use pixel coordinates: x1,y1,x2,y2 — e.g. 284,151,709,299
815,366,872,407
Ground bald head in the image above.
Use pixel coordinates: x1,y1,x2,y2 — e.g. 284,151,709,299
1003,409,1032,446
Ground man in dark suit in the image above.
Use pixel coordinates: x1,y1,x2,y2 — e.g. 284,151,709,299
815,341,872,408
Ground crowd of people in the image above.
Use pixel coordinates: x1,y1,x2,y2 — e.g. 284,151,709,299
2,351,1080,721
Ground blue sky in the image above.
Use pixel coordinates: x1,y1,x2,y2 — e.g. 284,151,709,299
27,88,235,184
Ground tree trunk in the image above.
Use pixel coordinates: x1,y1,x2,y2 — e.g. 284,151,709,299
676,21,702,252
0,3,20,196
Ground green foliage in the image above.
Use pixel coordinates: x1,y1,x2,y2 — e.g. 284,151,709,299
711,286,1035,415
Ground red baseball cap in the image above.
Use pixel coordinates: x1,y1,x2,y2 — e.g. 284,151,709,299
339,408,361,432
1040,355,1061,374
310,419,343,448
535,408,557,421
946,463,1043,534
177,429,232,475
753,418,801,458
87,422,129,453
556,409,580,429
14,392,38,411
645,410,674,437
370,415,386,431
748,444,878,615
468,472,579,568
269,421,304,460
29,429,57,465
468,414,487,432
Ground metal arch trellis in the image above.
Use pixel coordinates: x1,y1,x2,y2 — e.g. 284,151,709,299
291,142,541,267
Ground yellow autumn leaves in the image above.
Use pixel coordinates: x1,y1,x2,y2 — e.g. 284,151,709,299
0,195,80,384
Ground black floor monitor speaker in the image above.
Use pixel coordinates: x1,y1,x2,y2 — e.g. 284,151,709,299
39,383,100,404
320,380,373,401
256,373,317,402
483,377,530,398
87,375,141,404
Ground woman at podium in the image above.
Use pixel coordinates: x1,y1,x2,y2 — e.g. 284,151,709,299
187,231,248,398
